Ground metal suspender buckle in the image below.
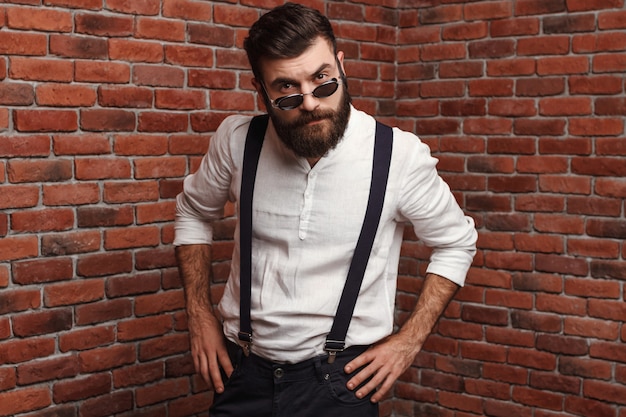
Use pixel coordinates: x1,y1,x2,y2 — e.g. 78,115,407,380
324,340,345,364
238,331,252,357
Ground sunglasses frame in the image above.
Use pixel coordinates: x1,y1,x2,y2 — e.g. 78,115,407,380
262,78,342,111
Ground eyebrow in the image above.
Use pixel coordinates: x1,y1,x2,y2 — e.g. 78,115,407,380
269,63,334,89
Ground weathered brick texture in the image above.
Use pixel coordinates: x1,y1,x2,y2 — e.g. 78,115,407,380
1,0,625,416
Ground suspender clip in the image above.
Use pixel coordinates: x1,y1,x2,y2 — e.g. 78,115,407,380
324,339,345,364
238,331,252,357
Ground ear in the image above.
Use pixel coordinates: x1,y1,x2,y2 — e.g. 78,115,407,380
252,78,263,96
336,51,346,75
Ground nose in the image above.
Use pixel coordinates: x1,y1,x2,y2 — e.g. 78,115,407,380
299,91,320,112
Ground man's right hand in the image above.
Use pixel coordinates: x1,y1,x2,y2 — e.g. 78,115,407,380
188,310,234,393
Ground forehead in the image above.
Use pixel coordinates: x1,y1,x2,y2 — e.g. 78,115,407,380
259,37,336,83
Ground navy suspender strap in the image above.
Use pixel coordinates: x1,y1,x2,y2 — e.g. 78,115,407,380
324,121,393,362
238,116,394,361
238,114,269,355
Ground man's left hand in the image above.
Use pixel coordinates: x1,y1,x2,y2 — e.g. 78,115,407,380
343,332,419,403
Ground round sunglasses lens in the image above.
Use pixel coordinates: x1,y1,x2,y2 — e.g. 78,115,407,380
276,95,303,110
313,81,339,98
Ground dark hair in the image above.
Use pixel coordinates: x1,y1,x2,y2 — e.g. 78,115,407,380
244,2,337,81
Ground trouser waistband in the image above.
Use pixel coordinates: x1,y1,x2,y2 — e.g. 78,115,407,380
226,340,369,382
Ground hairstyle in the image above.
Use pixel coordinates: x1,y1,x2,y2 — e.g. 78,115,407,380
244,2,338,81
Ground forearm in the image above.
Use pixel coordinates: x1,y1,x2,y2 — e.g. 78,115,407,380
175,244,214,317
397,273,459,351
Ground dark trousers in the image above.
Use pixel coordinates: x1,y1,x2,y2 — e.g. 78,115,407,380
209,342,379,417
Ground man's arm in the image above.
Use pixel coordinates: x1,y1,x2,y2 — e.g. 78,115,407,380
344,272,459,403
176,244,233,393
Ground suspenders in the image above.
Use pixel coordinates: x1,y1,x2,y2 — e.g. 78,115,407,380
238,114,393,362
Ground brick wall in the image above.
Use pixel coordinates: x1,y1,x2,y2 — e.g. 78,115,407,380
0,0,624,416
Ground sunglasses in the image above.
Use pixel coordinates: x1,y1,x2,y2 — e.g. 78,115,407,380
264,78,342,111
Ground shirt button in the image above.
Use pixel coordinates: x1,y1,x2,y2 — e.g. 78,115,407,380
274,368,284,379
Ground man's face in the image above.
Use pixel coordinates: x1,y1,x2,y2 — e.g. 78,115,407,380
254,37,351,160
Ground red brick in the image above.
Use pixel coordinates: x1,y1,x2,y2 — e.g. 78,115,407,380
75,12,134,37
11,208,74,233
599,9,626,29
565,277,621,299
483,362,528,385
76,250,134,278
491,17,540,36
574,32,626,53
565,396,617,417
570,118,624,136
155,89,206,110
0,134,49,157
50,34,107,59
538,175,591,194
17,354,80,385
138,112,188,132
75,298,132,326
107,0,160,15
7,159,72,183
0,31,47,55
560,356,612,380
136,17,185,42
589,298,626,321
113,361,164,388
103,181,159,203
44,279,104,307
593,53,626,72
0,236,39,261
590,341,626,364
134,156,187,179
75,157,131,180
0,387,51,416
135,247,177,270
104,226,160,250
12,257,73,284
567,196,622,217
12,308,72,338
468,39,515,59
105,271,161,298
0,82,35,105
0,337,56,365
513,386,563,410
108,39,163,63
584,379,626,406
568,238,619,258
485,327,535,348
75,60,131,83
77,205,134,228
135,290,184,316
539,137,592,155
53,134,110,155
0,288,40,314
59,325,115,352
168,392,213,417
80,109,136,132
133,64,185,87
117,315,173,341
163,0,212,21
36,83,97,107
79,390,134,417
138,333,189,361
568,0,624,11
136,377,190,407
136,201,176,224
569,75,624,94
98,85,153,108
516,77,565,96
14,109,78,132
52,373,111,403
79,344,136,373
165,45,214,67
113,134,168,155
6,7,72,32
421,43,466,62
43,183,100,206
464,118,513,135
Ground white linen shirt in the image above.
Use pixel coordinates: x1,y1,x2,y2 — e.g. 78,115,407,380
175,106,477,363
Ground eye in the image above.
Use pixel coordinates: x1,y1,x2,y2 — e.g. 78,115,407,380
279,83,297,93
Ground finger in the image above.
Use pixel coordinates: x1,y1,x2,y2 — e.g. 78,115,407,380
346,361,378,391
217,347,234,378
354,369,386,399
208,353,226,393
344,350,373,374
369,374,395,403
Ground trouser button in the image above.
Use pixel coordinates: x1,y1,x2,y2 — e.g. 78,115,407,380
274,368,284,379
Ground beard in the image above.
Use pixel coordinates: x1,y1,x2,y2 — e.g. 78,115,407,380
269,87,352,159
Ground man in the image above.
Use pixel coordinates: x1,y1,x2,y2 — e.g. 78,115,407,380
174,3,477,416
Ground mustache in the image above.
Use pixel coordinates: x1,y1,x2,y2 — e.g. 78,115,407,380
291,110,335,127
